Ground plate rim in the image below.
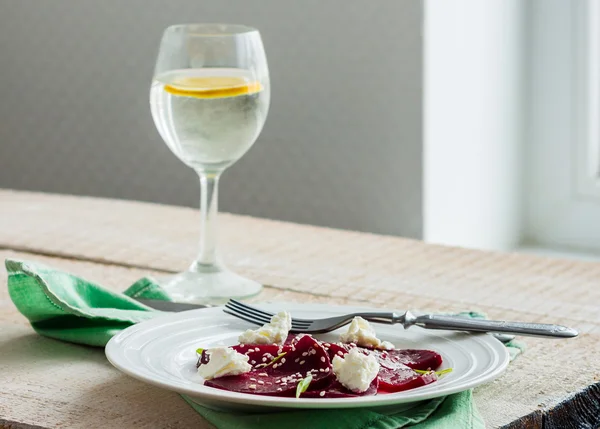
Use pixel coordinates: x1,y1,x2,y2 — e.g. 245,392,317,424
105,303,510,409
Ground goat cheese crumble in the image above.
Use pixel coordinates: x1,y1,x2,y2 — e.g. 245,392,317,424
332,348,380,392
238,311,292,345
339,316,395,350
197,347,252,380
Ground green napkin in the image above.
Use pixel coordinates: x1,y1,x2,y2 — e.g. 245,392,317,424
183,391,484,429
6,258,522,429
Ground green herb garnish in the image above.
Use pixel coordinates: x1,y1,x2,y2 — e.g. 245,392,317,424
295,374,313,398
255,352,287,369
196,348,205,355
268,352,286,366
436,368,453,376
414,368,453,376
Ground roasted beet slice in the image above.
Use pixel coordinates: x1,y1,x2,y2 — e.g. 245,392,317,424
302,377,378,398
204,335,333,396
363,348,440,392
374,349,443,371
205,371,296,396
287,335,348,360
232,344,287,368
287,336,351,369
377,364,437,393
321,342,350,361
272,335,332,378
283,333,297,345
288,335,349,360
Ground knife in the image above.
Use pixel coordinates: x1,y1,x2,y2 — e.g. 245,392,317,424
134,298,211,312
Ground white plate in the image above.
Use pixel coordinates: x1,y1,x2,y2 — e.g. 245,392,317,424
105,303,509,411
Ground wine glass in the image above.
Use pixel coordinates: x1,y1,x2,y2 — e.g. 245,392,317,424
150,24,269,303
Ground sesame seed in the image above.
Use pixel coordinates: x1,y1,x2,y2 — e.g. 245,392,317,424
320,357,326,362
255,348,260,352
275,379,280,384
249,384,257,389
251,360,256,364
337,351,343,356
325,368,329,372
302,352,308,357
320,391,325,397
300,360,305,365
295,358,300,363
258,380,265,385
319,368,325,372
250,377,257,381
277,388,282,392
281,382,287,385
258,372,268,377
306,371,311,376
262,357,267,362
281,358,286,363
239,344,245,348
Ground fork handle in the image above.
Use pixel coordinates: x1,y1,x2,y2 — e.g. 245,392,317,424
409,314,578,338
351,312,398,324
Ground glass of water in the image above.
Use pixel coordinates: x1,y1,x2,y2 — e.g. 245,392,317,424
150,24,269,303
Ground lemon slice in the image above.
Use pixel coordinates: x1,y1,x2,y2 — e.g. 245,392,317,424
164,76,262,99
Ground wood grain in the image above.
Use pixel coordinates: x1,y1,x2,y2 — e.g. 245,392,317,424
500,382,600,429
1,190,600,428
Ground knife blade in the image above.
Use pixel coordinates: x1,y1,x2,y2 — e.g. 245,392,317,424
134,298,211,312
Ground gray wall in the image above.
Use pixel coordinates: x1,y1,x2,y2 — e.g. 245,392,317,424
0,0,422,238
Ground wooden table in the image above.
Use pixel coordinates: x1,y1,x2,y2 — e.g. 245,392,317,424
1,189,599,428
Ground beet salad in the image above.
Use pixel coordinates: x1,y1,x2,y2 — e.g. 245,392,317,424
195,311,449,398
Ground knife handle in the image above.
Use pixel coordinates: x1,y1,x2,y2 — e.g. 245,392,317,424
410,314,578,338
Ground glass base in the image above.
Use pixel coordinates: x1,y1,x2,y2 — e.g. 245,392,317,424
158,269,262,304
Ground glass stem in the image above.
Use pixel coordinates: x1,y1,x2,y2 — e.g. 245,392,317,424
191,171,222,271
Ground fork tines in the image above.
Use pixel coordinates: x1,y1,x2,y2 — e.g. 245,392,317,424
224,299,311,331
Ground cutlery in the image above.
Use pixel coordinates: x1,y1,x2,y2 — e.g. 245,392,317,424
224,299,578,338
134,298,210,312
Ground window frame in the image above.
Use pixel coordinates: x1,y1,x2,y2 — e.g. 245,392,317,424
524,0,600,251
574,0,600,199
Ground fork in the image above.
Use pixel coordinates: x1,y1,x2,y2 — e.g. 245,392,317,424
224,299,578,338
